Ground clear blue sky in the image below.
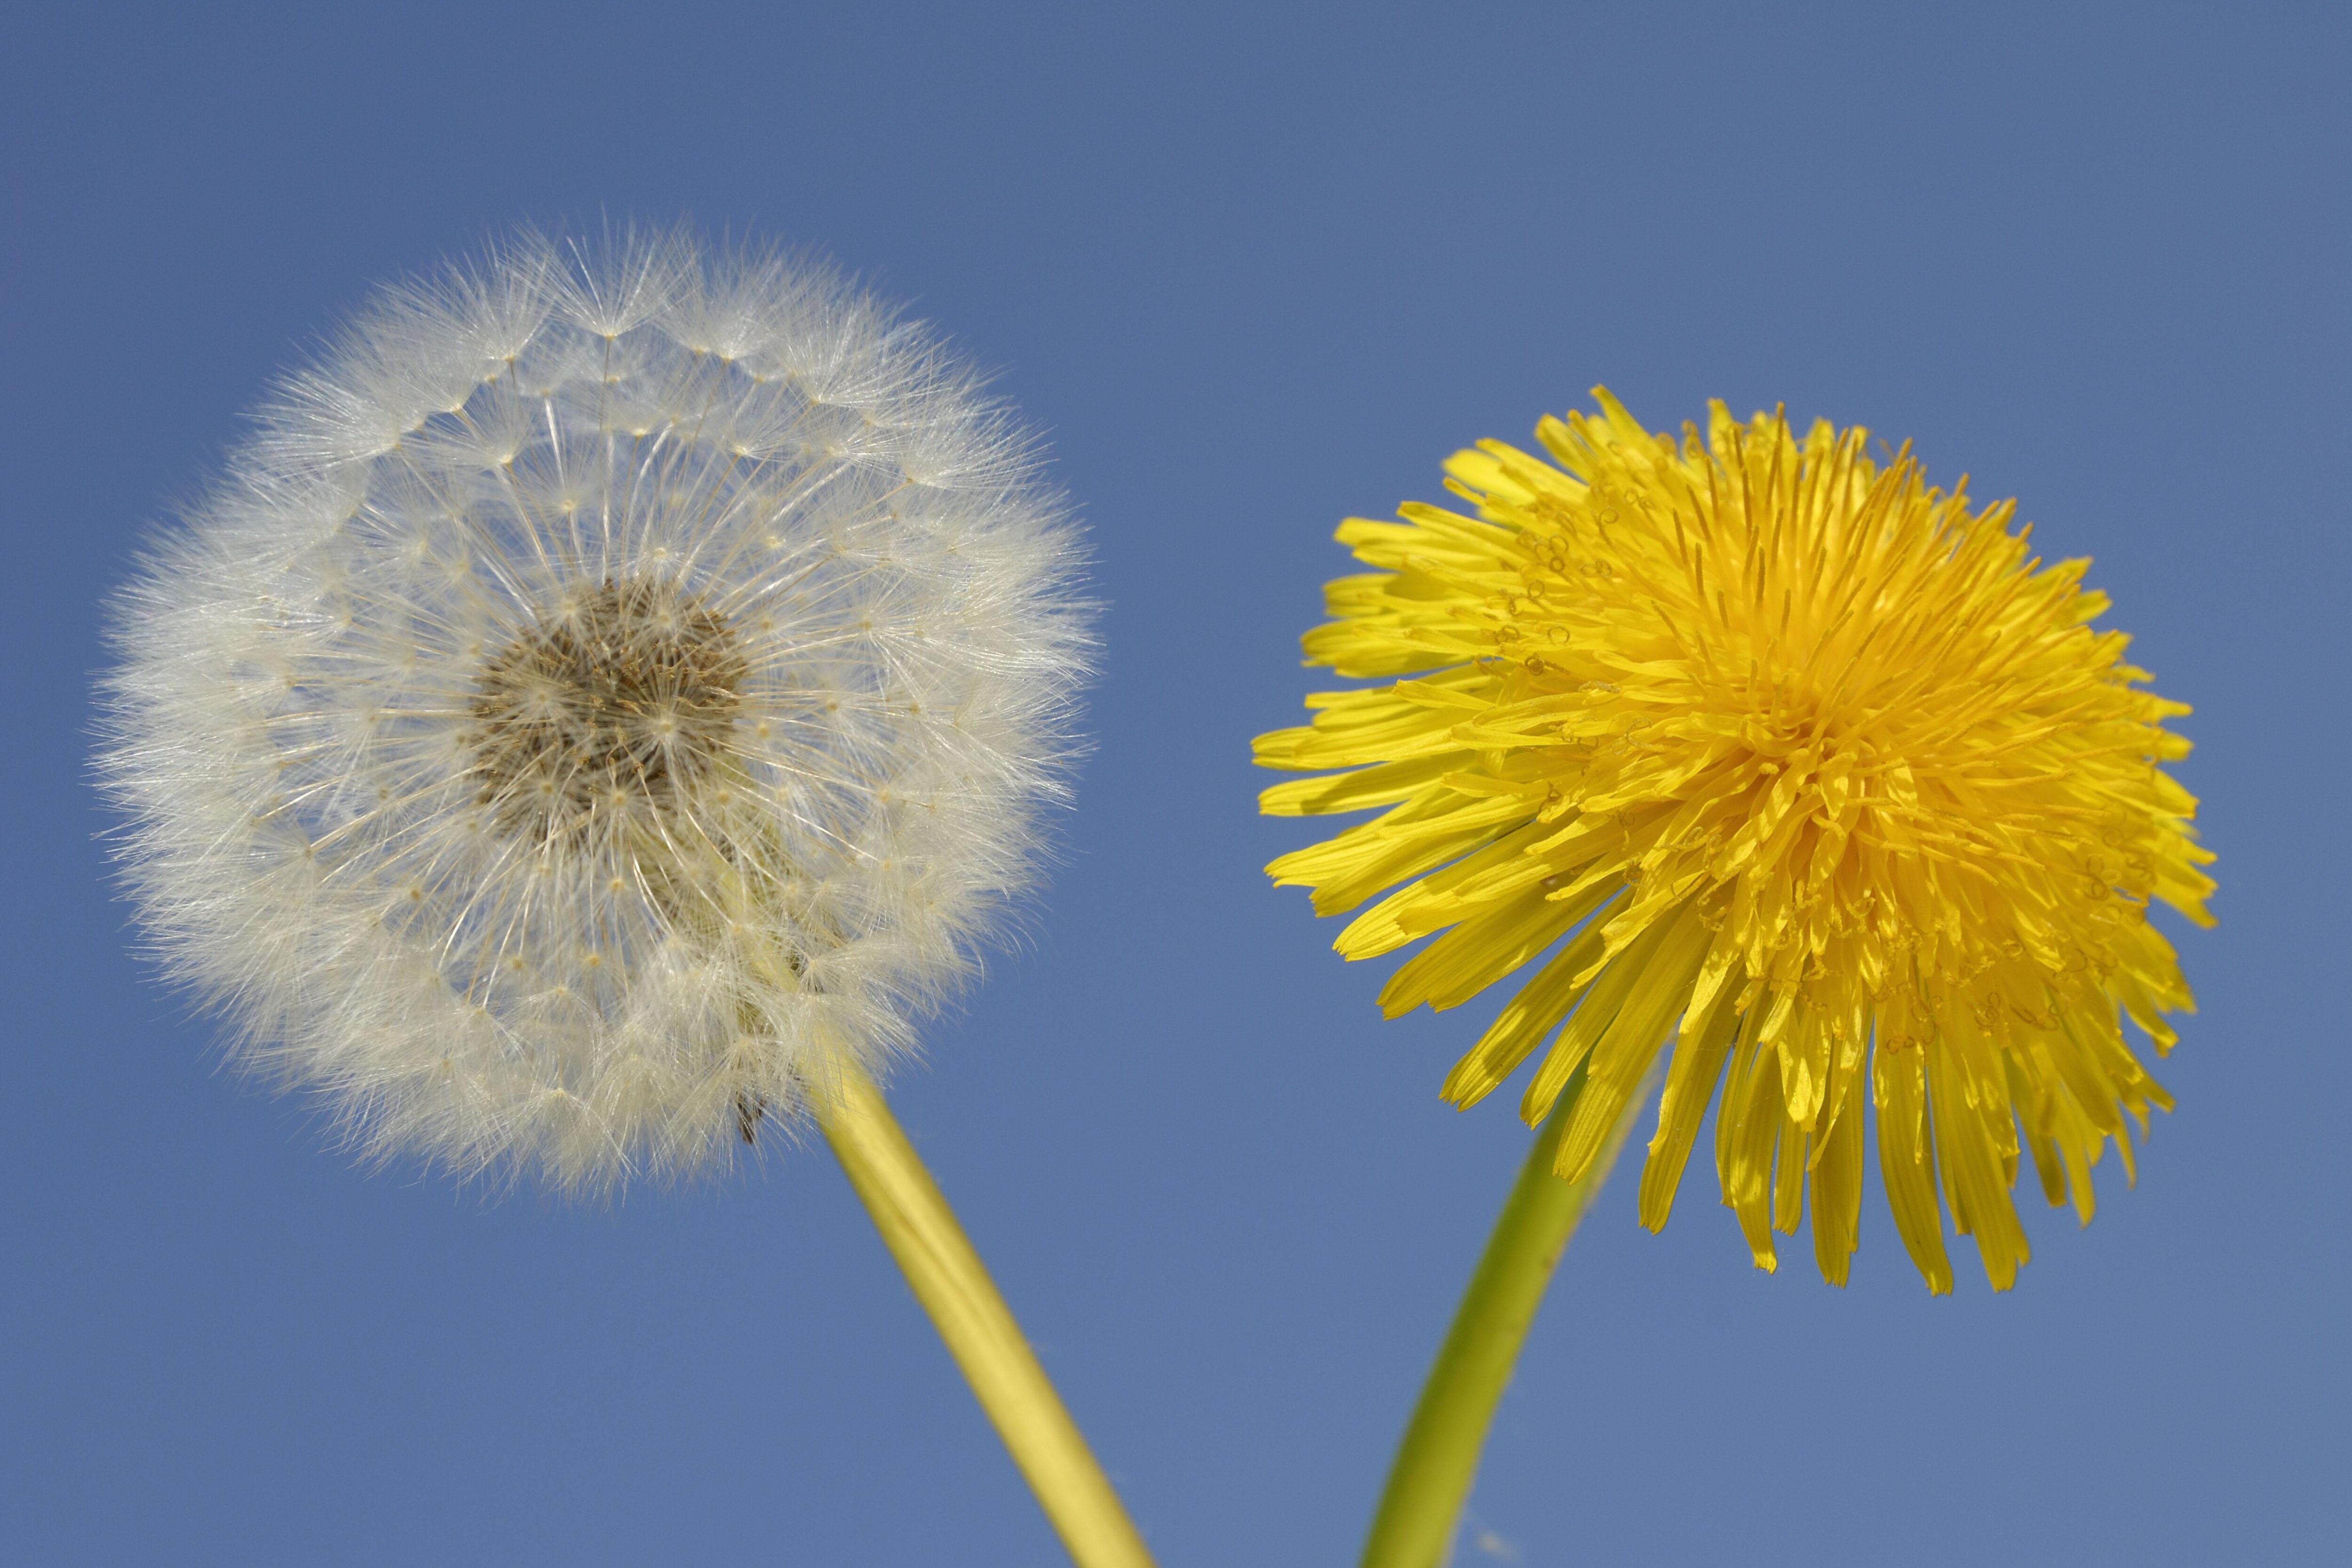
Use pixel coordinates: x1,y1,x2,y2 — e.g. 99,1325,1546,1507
5,4,2344,1564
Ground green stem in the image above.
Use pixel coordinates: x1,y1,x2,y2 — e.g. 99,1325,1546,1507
819,1064,1157,1568
1359,1061,1641,1568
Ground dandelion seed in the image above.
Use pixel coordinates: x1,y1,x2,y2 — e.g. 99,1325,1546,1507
96,227,1155,1568
1258,389,2214,1296
95,227,1091,1195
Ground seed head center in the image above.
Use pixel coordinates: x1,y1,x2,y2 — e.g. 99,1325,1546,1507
469,578,747,841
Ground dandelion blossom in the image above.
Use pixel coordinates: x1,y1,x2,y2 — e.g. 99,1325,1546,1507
97,229,1090,1192
1256,390,2213,1294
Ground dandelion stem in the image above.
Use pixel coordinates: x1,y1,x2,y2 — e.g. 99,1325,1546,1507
1359,1061,1641,1568
819,1064,1156,1568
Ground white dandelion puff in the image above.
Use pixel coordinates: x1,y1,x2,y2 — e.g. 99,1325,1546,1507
96,226,1091,1194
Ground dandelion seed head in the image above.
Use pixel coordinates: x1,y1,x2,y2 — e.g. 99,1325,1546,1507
98,227,1089,1193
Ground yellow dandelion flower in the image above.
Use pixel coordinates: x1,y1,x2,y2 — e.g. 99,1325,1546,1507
1256,389,2214,1295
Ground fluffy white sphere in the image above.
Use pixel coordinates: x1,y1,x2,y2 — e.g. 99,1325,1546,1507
98,228,1089,1191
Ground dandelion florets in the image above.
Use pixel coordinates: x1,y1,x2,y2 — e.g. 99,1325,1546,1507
1256,389,2213,1292
98,228,1089,1192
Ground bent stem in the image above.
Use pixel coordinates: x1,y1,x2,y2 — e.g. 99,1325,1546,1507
1359,1061,1648,1568
818,1063,1156,1568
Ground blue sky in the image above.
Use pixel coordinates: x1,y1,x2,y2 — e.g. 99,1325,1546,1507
4,4,2345,1564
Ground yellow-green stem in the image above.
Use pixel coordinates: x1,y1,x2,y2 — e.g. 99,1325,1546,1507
818,1063,1156,1568
1359,1061,1645,1568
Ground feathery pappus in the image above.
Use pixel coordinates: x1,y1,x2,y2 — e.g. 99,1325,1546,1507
98,227,1089,1192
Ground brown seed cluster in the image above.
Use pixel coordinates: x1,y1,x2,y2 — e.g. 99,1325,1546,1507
469,578,748,843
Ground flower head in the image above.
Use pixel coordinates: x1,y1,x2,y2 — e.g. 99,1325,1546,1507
1255,390,2212,1291
99,228,1088,1192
